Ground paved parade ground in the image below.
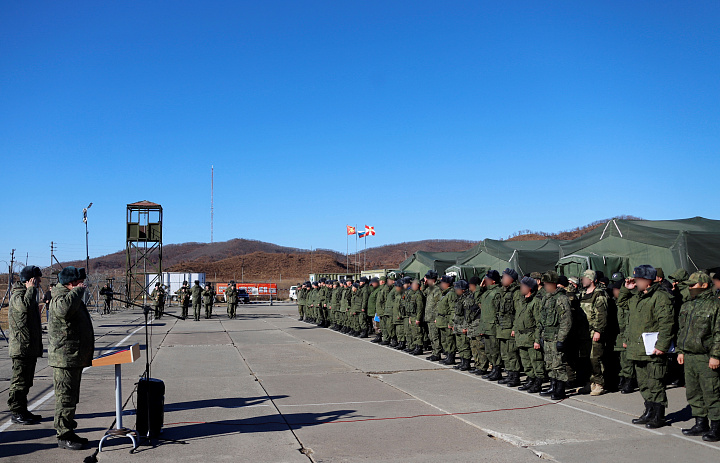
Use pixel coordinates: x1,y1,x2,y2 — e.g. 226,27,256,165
1,301,720,462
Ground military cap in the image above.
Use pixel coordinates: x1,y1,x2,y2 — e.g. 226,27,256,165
386,274,396,281
320,277,327,283
359,276,369,283
520,276,538,290
440,275,454,284
633,265,657,281
712,272,720,281
370,277,380,284
58,266,83,285
502,268,518,281
595,270,605,281
484,269,501,283
582,269,596,281
394,280,403,287
568,276,579,286
454,280,469,290
541,271,559,284
402,276,413,285
557,275,569,287
686,271,712,286
194,280,200,284
19,265,42,282
312,281,319,286
424,270,439,280
655,268,664,280
607,280,623,290
610,272,625,282
468,276,482,285
668,269,689,282
352,282,360,289
155,282,160,287
229,280,236,284
379,275,387,281
530,271,542,280
183,280,188,285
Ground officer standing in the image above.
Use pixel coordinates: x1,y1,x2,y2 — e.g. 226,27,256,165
150,283,165,319
676,272,720,441
392,280,407,350
452,280,476,371
225,281,238,319
577,269,609,396
296,282,306,321
435,275,457,365
620,265,674,429
357,277,371,338
49,266,94,450
423,271,442,360
468,276,487,375
380,275,397,345
514,276,545,393
497,269,522,386
406,279,426,355
191,280,203,321
538,271,572,400
7,265,44,425
203,283,215,319
479,270,503,381
177,281,191,320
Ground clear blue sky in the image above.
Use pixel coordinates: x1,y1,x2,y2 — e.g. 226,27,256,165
1,1,719,267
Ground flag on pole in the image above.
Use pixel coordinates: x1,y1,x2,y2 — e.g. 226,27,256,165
347,225,356,235
358,230,368,238
364,225,375,236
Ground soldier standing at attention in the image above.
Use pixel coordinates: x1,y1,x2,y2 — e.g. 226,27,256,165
49,266,94,450
514,276,545,393
380,275,396,345
480,270,503,381
406,279,426,355
177,280,191,320
7,265,44,425
339,280,353,333
435,275,457,365
676,272,720,441
468,276,487,375
150,283,165,319
619,265,674,429
225,281,238,319
577,269,609,396
349,283,362,336
392,280,407,350
373,276,390,342
452,280,476,371
423,271,442,360
191,280,203,321
99,283,113,314
296,282,306,321
497,269,522,386
202,283,215,319
538,271,573,400
368,278,382,342
357,277,371,338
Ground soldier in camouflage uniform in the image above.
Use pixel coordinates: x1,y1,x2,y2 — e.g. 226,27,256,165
191,280,203,321
151,283,166,319
202,283,215,319
577,269,609,396
296,283,307,321
380,276,397,345
49,267,94,450
176,281,191,319
406,280,426,355
480,270,503,381
368,278,382,341
676,272,720,441
435,275,457,365
349,283,363,336
306,282,318,323
7,266,44,425
400,277,414,351
339,280,352,333
468,276,487,374
608,273,636,393
392,280,407,350
620,265,674,429
423,271,442,360
514,276,545,393
497,269,522,387
329,281,342,330
374,276,390,343
452,280,477,371
537,271,573,400
357,277,371,337
225,281,238,319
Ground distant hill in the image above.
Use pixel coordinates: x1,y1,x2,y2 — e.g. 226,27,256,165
506,216,642,241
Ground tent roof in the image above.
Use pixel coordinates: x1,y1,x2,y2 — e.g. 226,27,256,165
457,239,567,274
398,251,465,275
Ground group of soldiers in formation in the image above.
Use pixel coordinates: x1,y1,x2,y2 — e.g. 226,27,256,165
296,265,720,442
173,280,241,320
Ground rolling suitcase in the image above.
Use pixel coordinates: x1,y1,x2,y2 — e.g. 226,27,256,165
136,377,165,438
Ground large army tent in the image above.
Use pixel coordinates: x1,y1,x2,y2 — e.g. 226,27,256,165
455,239,566,276
398,251,465,278
557,217,720,277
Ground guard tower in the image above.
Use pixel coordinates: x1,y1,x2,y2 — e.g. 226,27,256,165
125,201,162,305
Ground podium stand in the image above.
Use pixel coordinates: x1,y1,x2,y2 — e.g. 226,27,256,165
92,343,141,452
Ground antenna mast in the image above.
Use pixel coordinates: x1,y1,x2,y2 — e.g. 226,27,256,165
211,165,214,243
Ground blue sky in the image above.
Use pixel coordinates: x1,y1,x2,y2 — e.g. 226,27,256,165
1,1,719,266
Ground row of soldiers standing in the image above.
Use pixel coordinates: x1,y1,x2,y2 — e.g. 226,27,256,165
174,280,218,320
296,265,720,442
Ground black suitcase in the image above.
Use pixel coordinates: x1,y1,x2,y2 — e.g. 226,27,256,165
136,377,165,438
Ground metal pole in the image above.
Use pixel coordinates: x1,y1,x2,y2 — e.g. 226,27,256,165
115,364,123,429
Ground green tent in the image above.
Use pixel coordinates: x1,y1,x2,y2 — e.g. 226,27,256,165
557,217,720,277
456,239,566,276
444,265,491,281
398,251,465,279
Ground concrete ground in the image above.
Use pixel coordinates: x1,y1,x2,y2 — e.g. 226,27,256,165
1,302,719,462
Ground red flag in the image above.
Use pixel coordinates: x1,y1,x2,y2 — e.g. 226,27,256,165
364,225,375,236
347,225,356,235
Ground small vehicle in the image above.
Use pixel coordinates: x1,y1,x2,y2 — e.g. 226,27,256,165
289,286,298,301
238,289,250,304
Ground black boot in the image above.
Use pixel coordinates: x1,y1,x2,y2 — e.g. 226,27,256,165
621,377,637,394
298,316,304,321
371,334,382,343
395,341,406,350
551,380,567,400
427,353,441,361
57,432,86,450
389,338,398,348
617,376,627,391
645,402,666,429
498,371,510,384
540,379,557,397
442,352,456,366
506,371,521,387
412,346,424,355
10,411,39,425
459,358,471,371
527,377,544,393
359,329,369,339
518,376,535,391
380,339,390,345
453,357,466,369
474,368,488,376
403,344,414,352
682,417,709,436
632,401,653,425
486,367,503,382
703,420,720,442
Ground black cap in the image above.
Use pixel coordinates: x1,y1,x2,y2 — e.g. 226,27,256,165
502,268,518,281
424,270,439,280
520,276,538,290
19,265,42,283
454,280,469,290
370,277,380,284
557,275,569,287
484,270,501,283
468,276,482,285
394,280,403,287
440,275,455,284
633,265,657,281
359,276,369,283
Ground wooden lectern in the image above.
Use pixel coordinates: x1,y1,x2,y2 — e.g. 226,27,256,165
92,343,141,452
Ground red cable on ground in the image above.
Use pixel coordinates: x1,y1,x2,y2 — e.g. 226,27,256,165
163,398,566,428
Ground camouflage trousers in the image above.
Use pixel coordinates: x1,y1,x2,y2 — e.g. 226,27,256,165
455,331,471,360
394,319,406,343
471,337,487,370
634,357,668,407
408,317,423,348
542,338,569,382
8,357,37,413
205,303,213,319
358,312,369,330
427,321,442,355
297,303,304,318
518,346,545,379
684,353,720,420
439,326,455,354
193,302,201,321
154,302,164,319
381,316,395,341
228,303,237,319
53,367,83,438
499,337,521,372
579,333,605,386
182,303,190,319
482,335,501,369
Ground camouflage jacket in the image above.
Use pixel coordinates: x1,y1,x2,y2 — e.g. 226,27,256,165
677,288,720,358
191,284,203,302
368,285,381,315
392,288,405,322
382,286,396,317
150,287,166,307
8,283,43,359
319,286,330,307
202,288,215,305
48,284,95,368
478,284,501,336
613,295,630,351
297,288,306,305
176,286,191,306
452,290,477,332
619,283,674,361
405,289,425,320
350,290,363,314
538,288,572,343
225,286,238,304
359,284,371,312
513,291,542,347
340,287,352,311
375,284,391,317
423,284,442,323
578,286,608,334
330,287,342,311
435,287,457,327
497,282,521,339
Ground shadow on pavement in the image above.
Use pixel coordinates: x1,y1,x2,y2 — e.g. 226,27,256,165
0,426,105,458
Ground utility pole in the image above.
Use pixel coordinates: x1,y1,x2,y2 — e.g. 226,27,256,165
83,202,93,273
210,165,214,244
